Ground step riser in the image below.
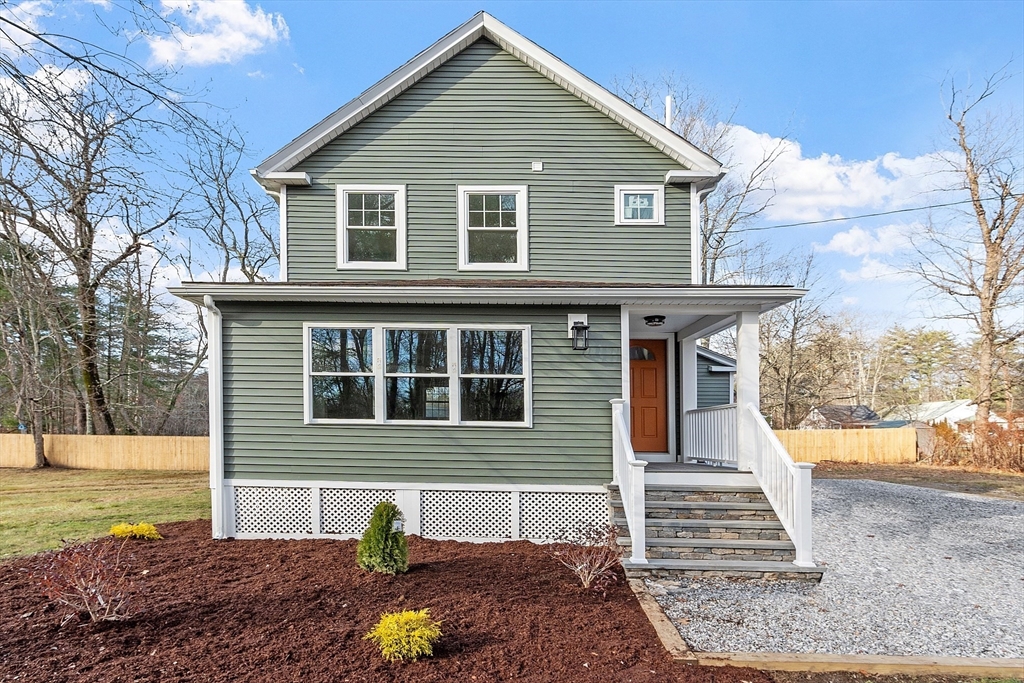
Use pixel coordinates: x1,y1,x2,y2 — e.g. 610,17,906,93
645,549,795,561
647,529,790,541
609,491,769,504
625,567,823,582
610,505,776,522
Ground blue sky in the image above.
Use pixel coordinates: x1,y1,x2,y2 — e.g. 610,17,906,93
10,0,1024,330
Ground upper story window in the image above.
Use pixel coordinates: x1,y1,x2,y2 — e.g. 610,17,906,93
457,185,528,271
336,184,407,270
614,185,664,226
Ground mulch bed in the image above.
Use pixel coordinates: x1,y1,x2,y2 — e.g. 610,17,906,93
0,520,767,682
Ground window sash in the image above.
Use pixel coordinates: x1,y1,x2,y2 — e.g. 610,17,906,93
614,185,664,225
336,185,407,269
304,323,531,426
457,185,528,271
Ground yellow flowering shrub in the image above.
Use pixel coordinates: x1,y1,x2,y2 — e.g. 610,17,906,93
109,522,162,540
363,609,442,662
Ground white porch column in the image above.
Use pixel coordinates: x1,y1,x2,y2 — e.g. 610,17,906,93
679,337,697,463
735,310,760,472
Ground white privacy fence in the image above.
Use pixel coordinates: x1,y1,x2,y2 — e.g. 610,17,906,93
610,399,647,564
747,403,815,566
682,404,738,467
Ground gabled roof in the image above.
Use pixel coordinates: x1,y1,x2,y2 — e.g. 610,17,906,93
696,346,736,368
884,399,973,422
811,405,880,424
253,12,723,185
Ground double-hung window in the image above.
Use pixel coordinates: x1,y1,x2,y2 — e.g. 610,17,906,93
304,323,531,426
457,185,528,270
336,185,407,269
614,185,664,226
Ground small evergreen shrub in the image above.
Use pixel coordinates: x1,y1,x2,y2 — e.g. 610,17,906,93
110,522,162,540
364,609,442,662
357,501,409,574
31,538,139,623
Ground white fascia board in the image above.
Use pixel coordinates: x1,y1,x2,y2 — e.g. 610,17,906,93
250,170,312,192
696,345,737,367
665,169,726,193
254,12,722,177
167,284,806,311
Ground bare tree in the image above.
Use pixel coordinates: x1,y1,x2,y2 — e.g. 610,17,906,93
613,71,786,284
181,128,278,283
0,65,183,434
910,71,1024,457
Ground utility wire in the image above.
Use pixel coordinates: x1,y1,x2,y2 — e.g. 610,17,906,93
735,197,990,233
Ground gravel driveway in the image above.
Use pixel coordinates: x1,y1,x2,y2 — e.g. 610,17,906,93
647,479,1024,658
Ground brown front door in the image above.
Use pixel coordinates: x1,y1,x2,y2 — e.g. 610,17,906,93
629,338,668,453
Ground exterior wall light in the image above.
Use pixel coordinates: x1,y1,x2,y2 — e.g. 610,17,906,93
644,315,666,327
570,320,590,350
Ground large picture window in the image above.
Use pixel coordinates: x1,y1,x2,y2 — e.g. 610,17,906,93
304,323,531,426
336,185,407,269
457,185,528,271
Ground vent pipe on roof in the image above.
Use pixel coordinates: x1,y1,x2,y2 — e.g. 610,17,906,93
664,95,673,128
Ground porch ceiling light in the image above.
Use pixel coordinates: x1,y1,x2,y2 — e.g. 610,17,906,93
644,315,666,327
570,320,590,350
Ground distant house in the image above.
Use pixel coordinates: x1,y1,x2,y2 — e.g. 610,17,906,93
799,404,880,430
883,400,985,428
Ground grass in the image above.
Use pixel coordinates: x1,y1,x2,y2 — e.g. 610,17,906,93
0,467,209,559
812,461,1024,500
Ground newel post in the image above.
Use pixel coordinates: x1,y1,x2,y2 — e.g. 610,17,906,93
793,462,816,567
610,399,625,484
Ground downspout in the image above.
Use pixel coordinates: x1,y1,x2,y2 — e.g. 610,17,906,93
203,295,226,539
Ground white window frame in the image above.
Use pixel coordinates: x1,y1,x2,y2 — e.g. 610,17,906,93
336,184,407,270
303,322,533,428
457,185,529,271
614,184,665,226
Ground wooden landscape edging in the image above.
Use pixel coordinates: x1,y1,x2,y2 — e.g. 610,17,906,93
626,578,1024,677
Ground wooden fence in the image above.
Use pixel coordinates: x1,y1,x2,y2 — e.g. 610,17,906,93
0,434,209,471
775,428,919,464
1,428,919,471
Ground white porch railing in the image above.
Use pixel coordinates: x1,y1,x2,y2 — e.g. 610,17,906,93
682,404,738,467
610,399,647,564
746,403,816,567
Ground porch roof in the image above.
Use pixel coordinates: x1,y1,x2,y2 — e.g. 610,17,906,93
168,281,806,311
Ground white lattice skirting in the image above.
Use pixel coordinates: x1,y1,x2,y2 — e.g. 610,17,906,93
225,480,609,542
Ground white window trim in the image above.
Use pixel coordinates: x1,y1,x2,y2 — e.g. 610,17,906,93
336,184,407,270
457,185,529,271
614,184,665,226
302,322,533,428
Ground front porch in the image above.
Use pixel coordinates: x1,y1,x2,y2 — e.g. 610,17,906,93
612,306,820,579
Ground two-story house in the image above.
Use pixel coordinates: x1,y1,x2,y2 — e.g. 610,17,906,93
170,12,821,580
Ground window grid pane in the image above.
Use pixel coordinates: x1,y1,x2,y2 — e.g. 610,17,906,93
622,192,656,221
467,193,516,231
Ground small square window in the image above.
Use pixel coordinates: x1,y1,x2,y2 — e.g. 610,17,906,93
614,185,664,225
336,185,407,270
458,186,528,271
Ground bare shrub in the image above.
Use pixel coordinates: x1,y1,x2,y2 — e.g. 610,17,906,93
928,421,1023,472
30,538,139,623
547,524,621,594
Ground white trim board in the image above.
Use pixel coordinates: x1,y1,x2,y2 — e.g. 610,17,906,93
335,184,408,271
456,185,529,271
225,479,607,493
252,12,722,183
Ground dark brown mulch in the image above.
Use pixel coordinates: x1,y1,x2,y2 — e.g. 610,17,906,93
0,520,765,683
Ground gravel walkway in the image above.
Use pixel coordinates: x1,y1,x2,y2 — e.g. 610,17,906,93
647,479,1024,658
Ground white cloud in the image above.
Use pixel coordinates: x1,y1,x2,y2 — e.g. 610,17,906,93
727,125,952,222
0,1,51,55
246,69,265,79
148,0,289,67
292,62,304,75
818,222,917,257
838,257,908,283
841,296,859,306
0,64,92,152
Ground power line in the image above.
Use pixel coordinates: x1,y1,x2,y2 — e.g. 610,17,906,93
735,198,986,233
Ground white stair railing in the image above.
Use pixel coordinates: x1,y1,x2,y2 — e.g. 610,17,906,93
746,403,816,567
683,403,738,467
610,399,647,564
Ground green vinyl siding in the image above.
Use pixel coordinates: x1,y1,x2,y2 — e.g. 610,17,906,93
696,358,733,409
286,39,691,282
220,302,620,485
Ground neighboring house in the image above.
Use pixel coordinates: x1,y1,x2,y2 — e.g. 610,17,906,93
883,400,983,428
170,13,819,578
696,347,735,409
799,405,880,430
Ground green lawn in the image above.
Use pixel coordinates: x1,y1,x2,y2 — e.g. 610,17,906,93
0,467,210,558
